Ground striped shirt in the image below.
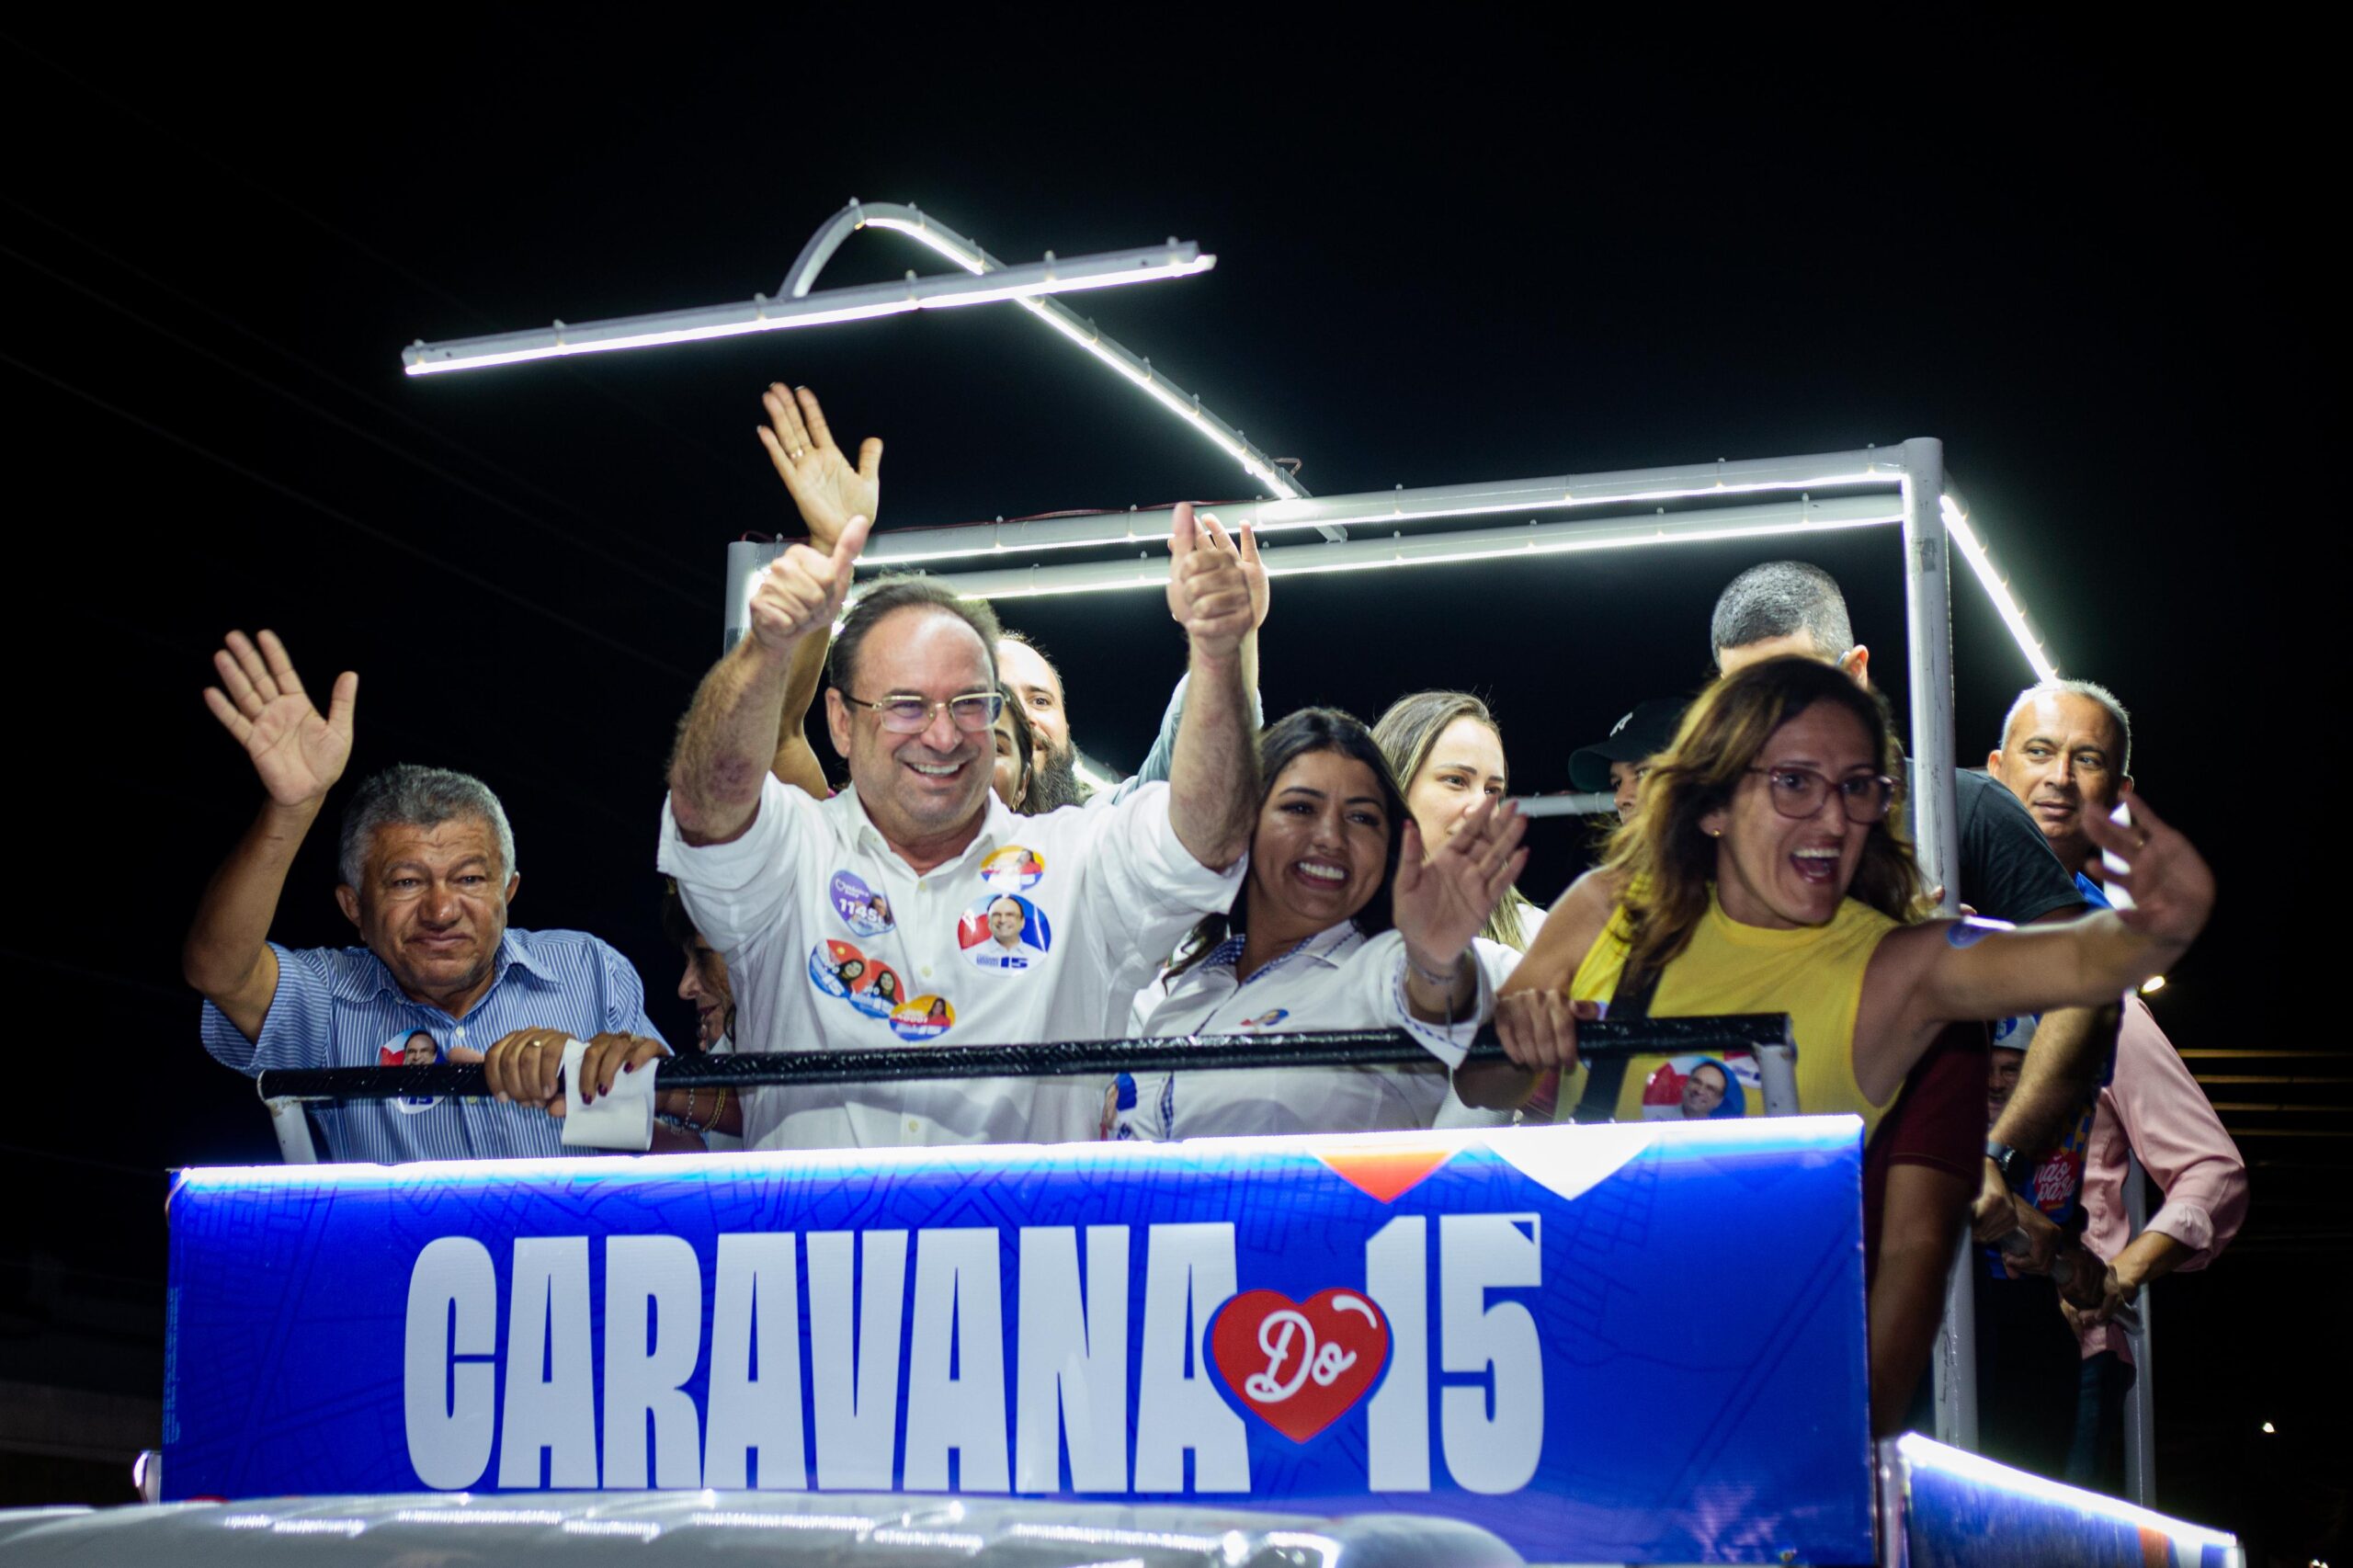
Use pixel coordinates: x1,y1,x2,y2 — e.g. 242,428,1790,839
198,928,662,1164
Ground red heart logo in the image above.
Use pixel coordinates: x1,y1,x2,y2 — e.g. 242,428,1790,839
1208,1288,1391,1444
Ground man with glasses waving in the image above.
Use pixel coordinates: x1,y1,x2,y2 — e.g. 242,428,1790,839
517,505,1258,1152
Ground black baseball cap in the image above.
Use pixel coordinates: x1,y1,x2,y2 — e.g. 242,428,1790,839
1569,699,1688,792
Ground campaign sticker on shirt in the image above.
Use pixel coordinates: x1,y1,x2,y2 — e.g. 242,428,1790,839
809,938,903,1018
1241,1008,1291,1028
829,871,896,937
890,994,955,1041
379,1028,445,1114
1638,1051,1760,1121
958,892,1052,971
980,845,1046,892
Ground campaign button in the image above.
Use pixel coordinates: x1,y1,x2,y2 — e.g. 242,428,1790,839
830,871,895,937
980,845,1046,891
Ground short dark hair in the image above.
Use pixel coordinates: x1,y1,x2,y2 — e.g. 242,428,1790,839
995,680,1036,807
1709,561,1855,665
659,880,699,951
828,574,1004,696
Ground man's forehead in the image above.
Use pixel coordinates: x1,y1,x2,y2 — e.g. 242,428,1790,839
863,606,991,689
369,817,498,865
995,638,1063,699
2008,691,2119,751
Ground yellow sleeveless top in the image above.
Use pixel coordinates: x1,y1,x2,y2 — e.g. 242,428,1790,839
1564,889,1901,1139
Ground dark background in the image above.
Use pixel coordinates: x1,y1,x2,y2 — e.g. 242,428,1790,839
1,14,2337,1560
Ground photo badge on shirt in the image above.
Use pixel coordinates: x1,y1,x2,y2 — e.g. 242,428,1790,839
958,892,1052,971
828,870,896,937
980,844,1046,892
379,1028,445,1114
890,994,955,1042
1638,1051,1762,1120
809,938,906,1020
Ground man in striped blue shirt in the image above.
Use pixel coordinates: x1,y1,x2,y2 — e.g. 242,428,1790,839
185,630,664,1163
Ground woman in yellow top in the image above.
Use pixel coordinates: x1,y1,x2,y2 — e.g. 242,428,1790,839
1474,656,2212,1128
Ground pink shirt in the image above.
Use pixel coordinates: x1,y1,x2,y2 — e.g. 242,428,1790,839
2076,996,2248,1360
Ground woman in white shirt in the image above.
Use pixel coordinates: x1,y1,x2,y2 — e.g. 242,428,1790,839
1374,690,1550,954
1111,708,1527,1140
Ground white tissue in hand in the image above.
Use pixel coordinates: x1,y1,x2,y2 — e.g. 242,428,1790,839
559,1038,657,1151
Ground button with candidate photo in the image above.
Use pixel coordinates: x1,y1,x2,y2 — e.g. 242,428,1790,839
809,939,903,1018
829,870,896,937
891,994,955,1041
979,845,1046,892
1638,1052,1758,1120
379,1028,446,1113
957,892,1051,971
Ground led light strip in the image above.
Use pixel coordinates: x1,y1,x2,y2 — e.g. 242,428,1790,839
847,206,1308,505
923,494,1904,603
858,452,1903,568
1942,494,2060,682
400,244,1212,375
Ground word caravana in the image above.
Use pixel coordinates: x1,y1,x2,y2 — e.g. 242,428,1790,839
403,1216,1544,1496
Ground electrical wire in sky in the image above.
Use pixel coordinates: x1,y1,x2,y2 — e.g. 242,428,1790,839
0,349,701,683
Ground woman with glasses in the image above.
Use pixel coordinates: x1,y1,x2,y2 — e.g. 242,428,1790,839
1108,708,1528,1141
1477,656,2213,1135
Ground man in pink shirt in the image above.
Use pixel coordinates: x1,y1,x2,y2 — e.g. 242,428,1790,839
1987,679,2249,1486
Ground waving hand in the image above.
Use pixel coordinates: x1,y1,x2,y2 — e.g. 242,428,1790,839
202,630,357,808
758,382,881,551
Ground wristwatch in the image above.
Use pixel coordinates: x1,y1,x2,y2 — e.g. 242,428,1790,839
1985,1138,2026,1187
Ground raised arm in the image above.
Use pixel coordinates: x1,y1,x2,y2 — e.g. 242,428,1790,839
182,631,358,1042
756,383,879,796
1392,798,1528,1024
1162,504,1259,869
1124,515,1268,797
1863,796,2213,1100
671,516,869,845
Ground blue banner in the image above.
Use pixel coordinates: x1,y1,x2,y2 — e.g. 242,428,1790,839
1892,1435,2240,1567
165,1119,1872,1564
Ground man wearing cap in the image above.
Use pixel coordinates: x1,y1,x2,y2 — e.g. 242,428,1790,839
1568,698,1688,822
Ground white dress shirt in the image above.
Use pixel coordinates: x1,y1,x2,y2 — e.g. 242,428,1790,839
1110,922,1510,1140
659,773,1242,1150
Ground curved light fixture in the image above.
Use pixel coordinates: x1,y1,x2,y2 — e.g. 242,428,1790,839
782,200,1311,509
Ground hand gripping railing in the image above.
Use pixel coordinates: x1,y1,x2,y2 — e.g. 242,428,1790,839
256,1015,1794,1105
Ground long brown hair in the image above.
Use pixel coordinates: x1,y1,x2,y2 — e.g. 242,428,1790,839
1371,689,1536,951
1601,656,1925,980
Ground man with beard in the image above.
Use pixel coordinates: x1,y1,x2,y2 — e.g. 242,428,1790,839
998,511,1268,812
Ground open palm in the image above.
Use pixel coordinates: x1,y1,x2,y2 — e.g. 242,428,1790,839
202,630,357,807
758,382,881,551
1392,800,1529,962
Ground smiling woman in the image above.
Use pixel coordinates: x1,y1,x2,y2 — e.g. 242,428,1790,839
1111,708,1529,1141
1485,656,2214,1130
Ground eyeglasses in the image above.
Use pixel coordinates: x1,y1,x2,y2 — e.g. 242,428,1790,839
842,689,1006,733
1746,766,1895,824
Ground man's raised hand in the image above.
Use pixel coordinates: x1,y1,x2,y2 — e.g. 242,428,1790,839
758,382,881,553
1165,503,1256,661
748,514,871,655
202,630,357,809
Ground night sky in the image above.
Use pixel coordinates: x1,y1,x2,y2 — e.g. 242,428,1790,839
2,15,2336,1556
